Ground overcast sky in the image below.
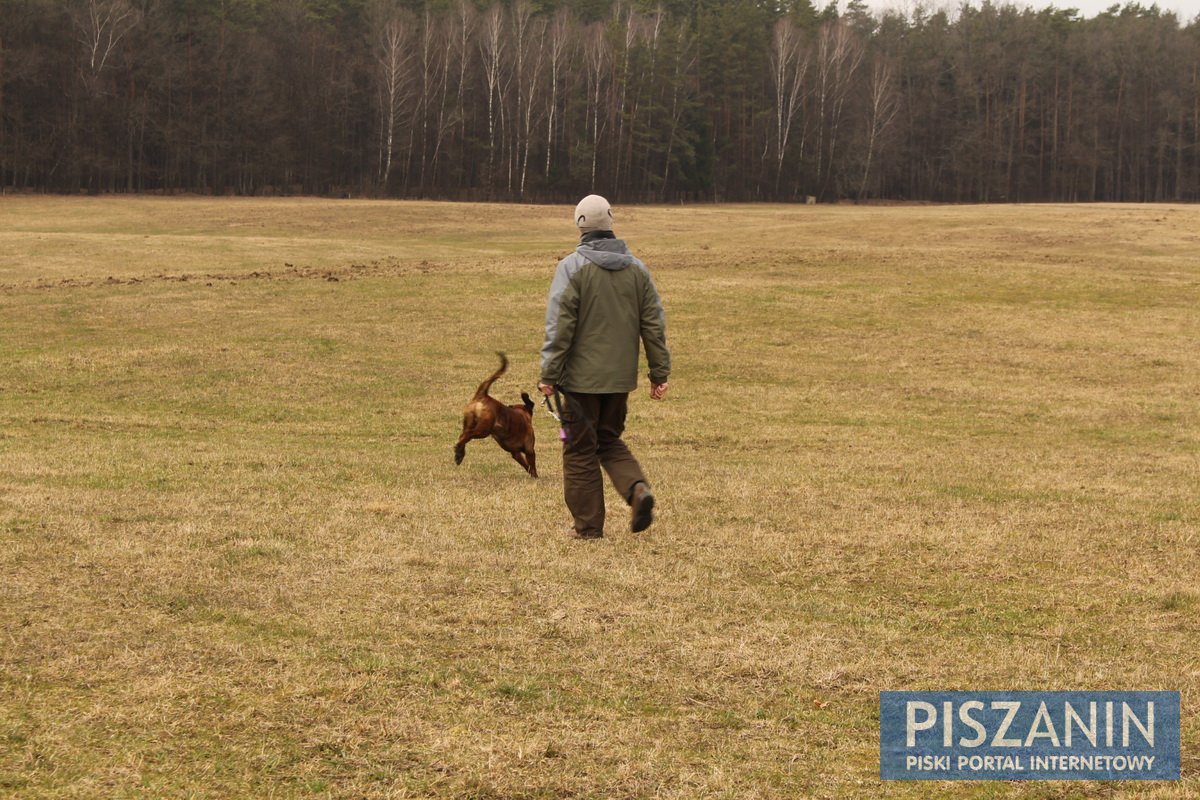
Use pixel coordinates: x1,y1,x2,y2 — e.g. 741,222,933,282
864,0,1200,20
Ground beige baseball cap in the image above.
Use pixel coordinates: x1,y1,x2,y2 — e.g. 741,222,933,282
574,194,613,232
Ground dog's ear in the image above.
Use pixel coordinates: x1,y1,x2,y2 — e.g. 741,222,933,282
521,392,534,414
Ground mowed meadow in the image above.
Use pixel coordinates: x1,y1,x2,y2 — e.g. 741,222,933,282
1,197,1197,799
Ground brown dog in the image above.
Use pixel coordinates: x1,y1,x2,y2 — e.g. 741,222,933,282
454,353,537,477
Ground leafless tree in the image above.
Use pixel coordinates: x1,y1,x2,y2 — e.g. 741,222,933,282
478,3,508,188
543,8,573,180
613,6,663,193
511,0,546,198
659,19,695,199
372,4,415,189
416,7,447,192
859,56,900,199
612,4,636,189
768,17,810,194
583,22,610,188
632,7,665,196
450,0,476,174
73,0,140,89
814,20,864,195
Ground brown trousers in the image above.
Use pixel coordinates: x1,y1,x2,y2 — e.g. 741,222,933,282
560,391,647,536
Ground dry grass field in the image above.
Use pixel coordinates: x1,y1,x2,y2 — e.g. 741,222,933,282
1,197,1198,799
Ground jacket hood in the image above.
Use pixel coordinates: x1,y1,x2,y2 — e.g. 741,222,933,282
577,238,640,271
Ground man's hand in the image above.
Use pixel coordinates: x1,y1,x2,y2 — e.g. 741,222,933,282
538,382,556,397
650,382,669,400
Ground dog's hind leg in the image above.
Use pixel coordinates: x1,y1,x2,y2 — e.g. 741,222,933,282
522,428,538,478
510,450,536,478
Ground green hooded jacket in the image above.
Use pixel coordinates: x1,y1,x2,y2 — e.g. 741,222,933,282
540,237,670,394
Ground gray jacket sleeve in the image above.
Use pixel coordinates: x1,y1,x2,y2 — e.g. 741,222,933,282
541,257,580,384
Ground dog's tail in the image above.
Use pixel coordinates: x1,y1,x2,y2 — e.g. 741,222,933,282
471,352,508,401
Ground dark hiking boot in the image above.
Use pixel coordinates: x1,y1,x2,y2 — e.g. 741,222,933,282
630,482,655,533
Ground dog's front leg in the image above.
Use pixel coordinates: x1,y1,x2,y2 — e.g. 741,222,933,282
454,418,475,465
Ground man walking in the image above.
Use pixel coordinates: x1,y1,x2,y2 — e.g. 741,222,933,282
539,195,671,540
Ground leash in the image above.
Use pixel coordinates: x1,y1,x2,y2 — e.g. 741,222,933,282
541,388,593,443
541,393,563,424
542,390,571,441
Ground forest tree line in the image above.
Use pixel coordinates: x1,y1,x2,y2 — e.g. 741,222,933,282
2,0,1198,202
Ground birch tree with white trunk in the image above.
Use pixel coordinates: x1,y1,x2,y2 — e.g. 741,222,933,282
478,3,507,188
372,5,415,190
814,20,864,195
543,8,573,180
73,0,140,88
511,0,546,198
859,56,900,199
583,22,611,188
768,17,810,194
